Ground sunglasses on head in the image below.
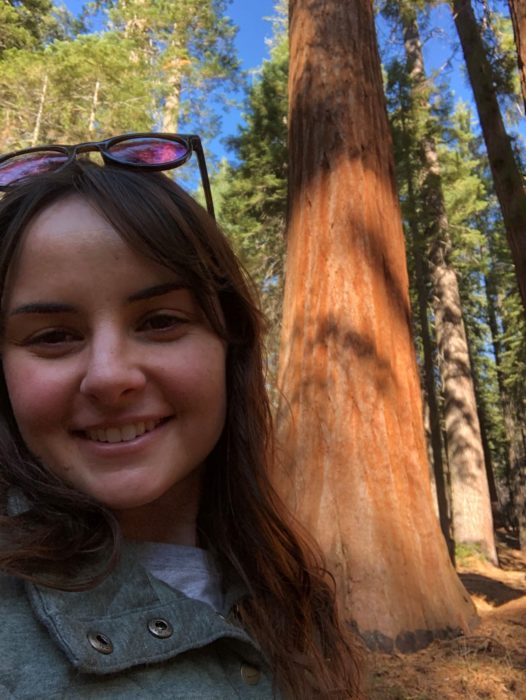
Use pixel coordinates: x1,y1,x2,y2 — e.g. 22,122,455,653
0,132,215,219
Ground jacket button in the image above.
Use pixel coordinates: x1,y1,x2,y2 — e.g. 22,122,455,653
240,664,261,685
87,631,113,654
147,618,173,639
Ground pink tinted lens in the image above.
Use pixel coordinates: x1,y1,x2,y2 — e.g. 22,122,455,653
0,151,69,187
107,138,189,165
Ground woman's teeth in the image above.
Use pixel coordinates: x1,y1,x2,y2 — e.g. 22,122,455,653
87,419,160,443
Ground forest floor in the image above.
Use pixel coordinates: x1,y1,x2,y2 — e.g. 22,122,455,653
367,530,526,699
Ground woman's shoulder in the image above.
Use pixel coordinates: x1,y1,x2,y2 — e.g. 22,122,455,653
0,571,28,607
0,572,69,696
0,572,43,639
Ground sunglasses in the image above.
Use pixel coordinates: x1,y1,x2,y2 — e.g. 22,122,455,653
0,132,215,219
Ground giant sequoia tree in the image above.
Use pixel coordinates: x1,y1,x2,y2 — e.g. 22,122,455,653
274,0,477,651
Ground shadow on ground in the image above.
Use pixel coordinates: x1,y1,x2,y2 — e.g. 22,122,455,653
459,571,526,606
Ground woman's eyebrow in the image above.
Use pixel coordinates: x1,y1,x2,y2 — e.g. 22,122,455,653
7,283,186,316
8,302,76,316
127,282,186,303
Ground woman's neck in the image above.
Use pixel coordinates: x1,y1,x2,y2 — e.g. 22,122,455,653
114,469,202,545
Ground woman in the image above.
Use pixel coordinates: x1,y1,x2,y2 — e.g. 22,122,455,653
0,135,362,698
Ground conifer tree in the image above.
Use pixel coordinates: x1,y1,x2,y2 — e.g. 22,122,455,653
0,33,154,148
383,0,497,562
0,0,241,150
219,8,288,386
504,0,526,114
97,0,240,135
0,0,70,54
385,56,454,559
450,0,526,312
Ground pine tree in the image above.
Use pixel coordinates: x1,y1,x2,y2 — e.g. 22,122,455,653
509,0,526,114
0,33,154,148
219,10,288,388
450,0,526,312
0,0,72,54
383,0,497,562
0,0,241,151
98,0,240,135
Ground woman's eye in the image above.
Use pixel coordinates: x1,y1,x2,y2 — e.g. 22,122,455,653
18,328,82,356
139,313,188,333
27,329,79,345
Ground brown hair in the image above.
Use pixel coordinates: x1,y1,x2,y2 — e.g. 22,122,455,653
0,163,363,698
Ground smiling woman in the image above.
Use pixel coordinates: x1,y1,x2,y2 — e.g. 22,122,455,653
0,157,362,698
3,196,227,530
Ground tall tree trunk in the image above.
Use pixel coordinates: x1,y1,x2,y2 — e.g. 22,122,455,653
485,265,526,549
402,128,454,561
274,0,477,652
162,75,181,134
451,0,526,313
509,0,526,115
403,5,497,564
483,236,526,549
31,73,48,147
463,318,499,506
161,35,185,133
88,80,100,134
411,223,456,562
504,400,526,552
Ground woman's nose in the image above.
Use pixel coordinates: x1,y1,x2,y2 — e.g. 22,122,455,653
79,330,146,404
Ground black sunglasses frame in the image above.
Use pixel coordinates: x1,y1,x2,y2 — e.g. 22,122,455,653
0,133,216,219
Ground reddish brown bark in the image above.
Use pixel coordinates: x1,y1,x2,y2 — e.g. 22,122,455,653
275,0,477,652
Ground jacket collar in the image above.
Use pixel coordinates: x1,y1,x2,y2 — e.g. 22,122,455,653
26,543,254,675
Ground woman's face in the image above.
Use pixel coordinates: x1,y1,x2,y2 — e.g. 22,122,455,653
1,195,227,524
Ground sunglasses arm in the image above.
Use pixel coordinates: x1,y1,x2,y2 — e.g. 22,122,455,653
194,143,216,220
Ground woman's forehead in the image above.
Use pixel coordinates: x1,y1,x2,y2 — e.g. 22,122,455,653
2,197,187,306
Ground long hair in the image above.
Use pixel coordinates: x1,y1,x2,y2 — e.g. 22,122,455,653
0,162,363,698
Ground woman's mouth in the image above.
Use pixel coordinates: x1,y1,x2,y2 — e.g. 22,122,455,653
81,418,169,444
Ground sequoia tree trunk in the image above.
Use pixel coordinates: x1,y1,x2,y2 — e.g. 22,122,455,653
451,0,526,313
274,0,477,652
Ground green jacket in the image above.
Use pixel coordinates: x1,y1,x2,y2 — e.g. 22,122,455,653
0,546,276,699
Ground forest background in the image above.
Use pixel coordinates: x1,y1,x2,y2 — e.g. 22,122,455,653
2,0,526,696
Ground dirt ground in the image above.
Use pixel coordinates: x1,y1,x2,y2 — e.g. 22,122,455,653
367,531,526,699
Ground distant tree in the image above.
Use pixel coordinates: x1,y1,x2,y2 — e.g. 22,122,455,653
274,0,477,651
396,1,497,563
219,12,288,389
0,33,153,148
98,0,240,135
385,55,454,560
439,105,504,509
504,0,526,114
0,0,71,54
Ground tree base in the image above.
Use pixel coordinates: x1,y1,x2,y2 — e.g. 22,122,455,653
352,619,479,653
